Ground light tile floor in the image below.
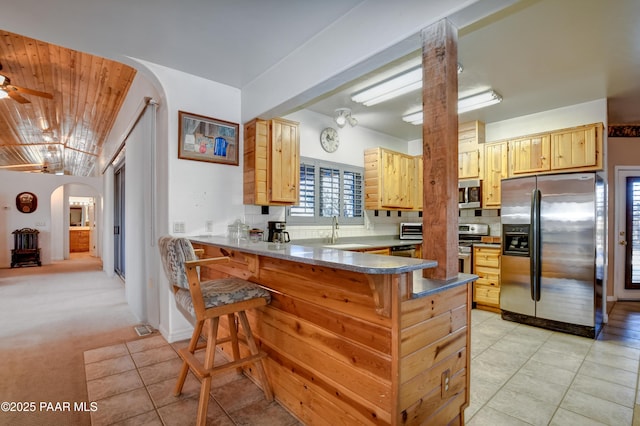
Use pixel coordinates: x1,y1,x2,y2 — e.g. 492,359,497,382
466,303,640,426
84,303,640,425
83,335,300,425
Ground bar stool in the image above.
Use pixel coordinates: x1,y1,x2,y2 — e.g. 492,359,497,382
158,236,273,425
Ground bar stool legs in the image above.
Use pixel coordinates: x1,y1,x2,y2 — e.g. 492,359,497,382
174,312,272,426
238,311,273,401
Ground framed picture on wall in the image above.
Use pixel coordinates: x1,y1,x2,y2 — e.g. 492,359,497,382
178,111,239,166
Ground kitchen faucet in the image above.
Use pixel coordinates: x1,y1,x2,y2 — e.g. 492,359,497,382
331,216,339,244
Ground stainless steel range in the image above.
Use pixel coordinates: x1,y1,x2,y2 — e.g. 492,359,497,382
458,223,489,273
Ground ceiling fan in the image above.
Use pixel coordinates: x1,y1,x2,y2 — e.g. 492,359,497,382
0,65,53,104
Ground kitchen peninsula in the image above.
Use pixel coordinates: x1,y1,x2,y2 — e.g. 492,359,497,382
190,235,475,425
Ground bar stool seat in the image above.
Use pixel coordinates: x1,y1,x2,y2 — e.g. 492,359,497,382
158,236,273,426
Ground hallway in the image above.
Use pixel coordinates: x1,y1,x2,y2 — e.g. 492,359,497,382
0,255,140,425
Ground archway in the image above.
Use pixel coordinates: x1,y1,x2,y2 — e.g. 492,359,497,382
50,183,101,261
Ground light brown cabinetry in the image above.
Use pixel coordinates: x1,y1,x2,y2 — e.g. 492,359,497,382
458,120,485,180
550,123,601,170
508,134,551,175
244,118,299,205
353,243,422,257
69,229,90,252
508,122,603,177
473,245,500,312
413,156,423,209
364,147,420,210
359,247,391,256
483,141,508,208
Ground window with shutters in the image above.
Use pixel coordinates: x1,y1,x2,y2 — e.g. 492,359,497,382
287,158,364,225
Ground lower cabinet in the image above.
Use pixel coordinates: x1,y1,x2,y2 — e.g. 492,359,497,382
352,243,421,257
360,247,391,255
70,229,90,252
473,245,501,312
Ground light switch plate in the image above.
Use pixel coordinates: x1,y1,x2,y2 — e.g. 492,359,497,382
173,221,186,233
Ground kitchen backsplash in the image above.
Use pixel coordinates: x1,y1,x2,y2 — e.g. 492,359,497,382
459,208,502,237
243,205,501,241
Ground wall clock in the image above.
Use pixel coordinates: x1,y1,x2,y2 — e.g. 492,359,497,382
320,127,339,153
16,192,37,213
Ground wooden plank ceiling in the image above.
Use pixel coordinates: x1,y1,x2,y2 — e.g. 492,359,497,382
0,30,136,176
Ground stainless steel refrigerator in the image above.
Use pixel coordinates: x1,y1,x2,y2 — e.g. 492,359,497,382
500,172,605,338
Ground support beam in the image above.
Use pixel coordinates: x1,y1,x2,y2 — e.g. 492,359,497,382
421,19,459,281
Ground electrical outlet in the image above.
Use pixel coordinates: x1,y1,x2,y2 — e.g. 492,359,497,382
441,369,451,398
205,220,214,233
173,221,186,233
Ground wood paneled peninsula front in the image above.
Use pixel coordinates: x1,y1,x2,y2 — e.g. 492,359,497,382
190,235,475,425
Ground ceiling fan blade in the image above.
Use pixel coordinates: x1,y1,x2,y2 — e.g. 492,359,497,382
10,85,53,99
7,90,30,104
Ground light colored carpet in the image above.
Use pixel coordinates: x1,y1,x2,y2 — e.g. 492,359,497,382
0,254,140,425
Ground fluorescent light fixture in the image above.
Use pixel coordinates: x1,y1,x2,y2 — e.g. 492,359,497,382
402,90,503,125
457,90,502,114
402,111,423,125
352,63,463,107
352,65,422,106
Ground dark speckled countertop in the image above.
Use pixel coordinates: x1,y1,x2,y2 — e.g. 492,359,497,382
190,235,477,298
190,235,434,274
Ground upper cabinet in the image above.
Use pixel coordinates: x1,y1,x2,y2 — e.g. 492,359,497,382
550,123,602,170
508,122,603,178
244,118,300,206
484,122,604,208
364,147,420,210
508,134,551,175
483,141,508,209
458,120,485,180
413,156,423,209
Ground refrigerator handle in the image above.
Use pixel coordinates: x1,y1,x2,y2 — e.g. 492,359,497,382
530,188,542,302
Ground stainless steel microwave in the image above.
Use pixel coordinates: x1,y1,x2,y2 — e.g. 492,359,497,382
459,179,482,209
400,222,423,240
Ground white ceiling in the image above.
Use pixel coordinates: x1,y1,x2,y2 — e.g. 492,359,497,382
2,0,640,142
306,0,640,140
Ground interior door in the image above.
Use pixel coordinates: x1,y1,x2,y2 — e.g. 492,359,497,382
114,164,125,278
88,200,96,256
615,168,640,300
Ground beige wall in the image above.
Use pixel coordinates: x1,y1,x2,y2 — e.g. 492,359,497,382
606,137,640,297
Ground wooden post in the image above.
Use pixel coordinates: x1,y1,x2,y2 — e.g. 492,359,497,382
421,19,459,281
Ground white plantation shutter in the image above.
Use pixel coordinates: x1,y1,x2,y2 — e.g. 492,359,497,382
287,158,363,225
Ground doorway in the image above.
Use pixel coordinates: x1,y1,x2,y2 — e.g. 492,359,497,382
114,164,125,278
69,196,95,255
615,167,640,300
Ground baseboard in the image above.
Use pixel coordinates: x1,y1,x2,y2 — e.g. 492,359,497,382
159,323,193,343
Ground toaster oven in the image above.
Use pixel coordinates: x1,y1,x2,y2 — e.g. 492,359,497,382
399,222,423,240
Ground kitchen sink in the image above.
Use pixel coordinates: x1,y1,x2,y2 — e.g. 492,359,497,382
323,243,369,249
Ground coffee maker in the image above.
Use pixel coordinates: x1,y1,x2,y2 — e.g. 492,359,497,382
267,221,290,243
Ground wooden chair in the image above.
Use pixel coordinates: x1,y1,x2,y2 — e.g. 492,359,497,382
11,228,41,268
158,236,273,425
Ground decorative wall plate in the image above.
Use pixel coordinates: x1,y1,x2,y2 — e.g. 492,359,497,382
16,192,37,213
